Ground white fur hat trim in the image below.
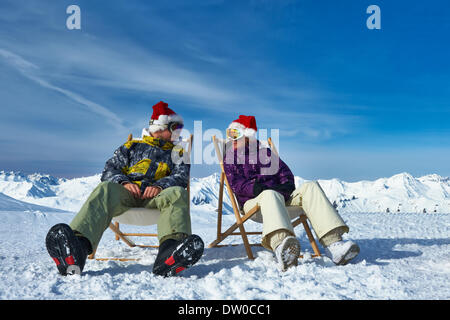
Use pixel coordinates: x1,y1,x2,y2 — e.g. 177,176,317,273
228,122,256,138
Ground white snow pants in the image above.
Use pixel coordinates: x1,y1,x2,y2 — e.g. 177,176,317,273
243,181,349,251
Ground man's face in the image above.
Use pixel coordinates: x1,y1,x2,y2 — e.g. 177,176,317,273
152,129,172,141
161,129,173,141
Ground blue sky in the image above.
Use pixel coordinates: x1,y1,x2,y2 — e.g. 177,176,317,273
0,0,449,181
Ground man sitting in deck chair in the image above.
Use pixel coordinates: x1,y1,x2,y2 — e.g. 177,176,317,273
45,101,204,277
223,115,360,271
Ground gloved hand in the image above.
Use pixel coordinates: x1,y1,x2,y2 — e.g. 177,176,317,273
271,183,295,194
253,181,295,198
253,181,266,197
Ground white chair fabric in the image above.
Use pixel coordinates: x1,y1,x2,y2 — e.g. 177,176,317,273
113,208,160,226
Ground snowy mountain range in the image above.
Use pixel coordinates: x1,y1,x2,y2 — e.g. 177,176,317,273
1,170,449,214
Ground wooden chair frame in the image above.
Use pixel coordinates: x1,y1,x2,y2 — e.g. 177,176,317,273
207,135,321,260
89,133,193,261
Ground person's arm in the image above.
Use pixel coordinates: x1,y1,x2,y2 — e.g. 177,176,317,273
152,162,190,190
101,144,132,185
275,157,296,190
101,144,144,198
223,163,256,198
254,149,296,199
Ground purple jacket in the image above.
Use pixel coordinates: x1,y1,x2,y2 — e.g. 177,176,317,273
223,141,295,208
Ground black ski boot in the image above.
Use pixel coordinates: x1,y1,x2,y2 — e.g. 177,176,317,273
152,234,204,277
45,223,91,276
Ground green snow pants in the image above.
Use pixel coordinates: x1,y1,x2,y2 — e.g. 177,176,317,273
69,181,191,250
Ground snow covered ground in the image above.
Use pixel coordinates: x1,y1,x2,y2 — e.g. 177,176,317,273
0,171,449,300
1,209,449,300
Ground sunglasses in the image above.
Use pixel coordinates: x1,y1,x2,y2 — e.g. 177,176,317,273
169,122,184,132
226,128,244,140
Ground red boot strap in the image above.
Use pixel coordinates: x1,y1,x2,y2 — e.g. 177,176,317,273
175,267,185,274
65,255,75,265
165,256,175,266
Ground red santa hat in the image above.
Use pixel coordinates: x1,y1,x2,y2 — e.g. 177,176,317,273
227,115,257,138
146,101,184,134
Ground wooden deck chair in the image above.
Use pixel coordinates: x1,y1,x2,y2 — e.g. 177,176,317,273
207,135,321,260
88,133,193,261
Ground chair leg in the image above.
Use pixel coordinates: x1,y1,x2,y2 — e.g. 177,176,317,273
108,223,136,248
301,218,321,257
208,221,244,248
217,172,225,240
238,224,255,260
208,221,256,259
114,222,120,241
88,249,97,260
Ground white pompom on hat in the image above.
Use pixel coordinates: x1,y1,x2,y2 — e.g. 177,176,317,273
227,115,257,138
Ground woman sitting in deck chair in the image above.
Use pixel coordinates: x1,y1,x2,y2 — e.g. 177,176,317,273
223,115,360,271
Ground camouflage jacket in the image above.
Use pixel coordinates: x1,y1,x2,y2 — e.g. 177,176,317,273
101,136,189,191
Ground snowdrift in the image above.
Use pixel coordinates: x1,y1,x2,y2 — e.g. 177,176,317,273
0,192,64,212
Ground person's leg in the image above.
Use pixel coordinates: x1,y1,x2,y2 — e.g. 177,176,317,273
288,181,349,246
70,181,140,250
47,181,139,275
243,190,300,270
288,181,359,264
145,186,204,277
143,186,192,244
243,189,295,251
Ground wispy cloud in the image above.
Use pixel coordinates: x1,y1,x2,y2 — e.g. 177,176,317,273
0,48,126,131
183,41,228,65
0,0,357,134
38,40,243,110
